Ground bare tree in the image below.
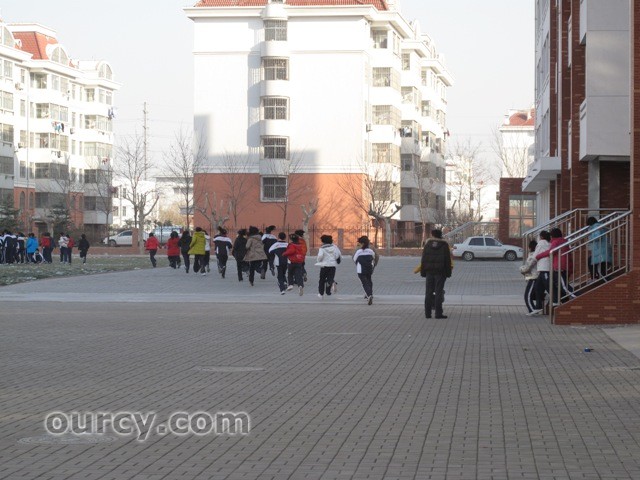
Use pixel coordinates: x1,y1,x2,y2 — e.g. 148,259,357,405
491,127,532,178
163,128,207,228
301,198,319,235
445,140,493,226
196,191,230,235
337,156,401,248
219,153,254,228
262,153,313,227
50,155,83,230
114,134,160,252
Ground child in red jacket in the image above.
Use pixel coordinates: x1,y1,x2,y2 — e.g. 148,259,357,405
166,231,181,269
283,233,305,296
145,232,160,268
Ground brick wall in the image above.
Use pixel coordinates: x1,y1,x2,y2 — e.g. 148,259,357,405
600,162,630,209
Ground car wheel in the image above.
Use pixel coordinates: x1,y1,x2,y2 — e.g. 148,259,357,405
108,240,117,247
504,251,517,261
462,251,474,261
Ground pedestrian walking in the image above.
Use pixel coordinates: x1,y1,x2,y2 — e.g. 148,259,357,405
232,229,248,282
531,230,551,315
244,226,268,286
283,233,306,295
145,232,160,268
586,216,613,280
58,233,69,263
16,233,26,263
78,234,90,264
315,234,341,298
203,230,212,273
166,231,181,269
213,227,233,278
536,227,573,304
66,233,74,264
179,230,192,273
353,235,378,305
269,232,289,294
189,227,207,275
419,229,452,318
520,240,538,313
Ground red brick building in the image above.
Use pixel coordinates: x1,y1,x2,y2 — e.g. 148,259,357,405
524,0,639,324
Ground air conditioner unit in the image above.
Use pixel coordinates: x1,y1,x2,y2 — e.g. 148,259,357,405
18,142,25,149
15,82,24,91
366,123,373,132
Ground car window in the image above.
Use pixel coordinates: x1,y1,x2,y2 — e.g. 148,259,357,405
121,232,132,237
484,238,497,246
469,238,483,246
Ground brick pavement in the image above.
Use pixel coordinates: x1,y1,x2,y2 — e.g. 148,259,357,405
1,258,640,479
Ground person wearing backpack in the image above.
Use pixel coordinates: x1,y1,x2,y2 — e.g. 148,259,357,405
353,235,379,305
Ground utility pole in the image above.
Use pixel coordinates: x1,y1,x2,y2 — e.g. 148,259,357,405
143,102,148,180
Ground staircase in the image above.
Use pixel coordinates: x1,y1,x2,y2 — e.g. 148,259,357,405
523,210,631,323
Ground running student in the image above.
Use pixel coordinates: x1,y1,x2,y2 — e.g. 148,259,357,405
213,227,233,278
269,232,289,294
353,235,378,305
78,234,90,264
166,231,181,269
284,233,306,296
315,234,341,298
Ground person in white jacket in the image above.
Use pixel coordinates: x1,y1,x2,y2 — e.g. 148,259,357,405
315,234,342,298
532,230,551,314
520,240,539,314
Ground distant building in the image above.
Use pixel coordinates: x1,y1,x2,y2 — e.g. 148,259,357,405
184,0,452,239
0,20,120,238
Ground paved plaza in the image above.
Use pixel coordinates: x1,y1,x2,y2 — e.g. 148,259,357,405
1,257,640,479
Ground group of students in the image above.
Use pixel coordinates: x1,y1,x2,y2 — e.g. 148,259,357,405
150,225,380,303
519,216,612,315
0,230,90,265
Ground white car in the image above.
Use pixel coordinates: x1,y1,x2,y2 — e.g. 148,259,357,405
102,230,148,247
452,236,523,261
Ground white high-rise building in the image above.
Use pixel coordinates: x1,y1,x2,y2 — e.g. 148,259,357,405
185,0,452,237
0,21,119,238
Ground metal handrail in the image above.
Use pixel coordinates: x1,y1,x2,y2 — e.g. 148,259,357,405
547,211,631,323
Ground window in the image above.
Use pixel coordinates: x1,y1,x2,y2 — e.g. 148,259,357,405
372,181,394,200
402,53,410,71
0,123,13,143
85,115,113,132
50,46,69,65
112,206,119,216
84,169,98,184
401,154,414,171
372,67,399,90
1,91,13,111
2,60,13,79
98,64,113,80
446,191,451,201
508,195,537,237
261,136,288,160
1,26,15,48
372,143,400,164
372,105,401,128
262,58,289,81
264,20,287,41
0,156,13,175
31,73,47,89
84,143,112,158
371,29,388,48
401,87,421,109
121,206,127,216
262,97,289,120
262,176,287,200
485,238,499,247
421,100,431,118
469,238,483,246
86,88,95,102
401,187,417,205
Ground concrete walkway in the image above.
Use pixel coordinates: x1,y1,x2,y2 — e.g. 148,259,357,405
1,258,640,479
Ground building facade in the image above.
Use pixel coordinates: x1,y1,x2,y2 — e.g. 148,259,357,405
524,0,640,324
0,21,119,239
185,0,452,240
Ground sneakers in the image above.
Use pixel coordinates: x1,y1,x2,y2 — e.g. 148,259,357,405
280,290,286,295
299,286,304,296
318,293,323,299
201,271,207,276
286,285,294,291
207,266,211,273
331,282,338,294
303,273,308,283
270,267,275,276
367,295,373,305
260,272,266,280
435,315,448,319
250,281,254,286
526,309,542,316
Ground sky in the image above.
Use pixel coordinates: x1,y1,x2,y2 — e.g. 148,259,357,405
0,0,534,171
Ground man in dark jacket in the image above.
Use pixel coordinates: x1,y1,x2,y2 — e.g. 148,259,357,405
420,229,452,319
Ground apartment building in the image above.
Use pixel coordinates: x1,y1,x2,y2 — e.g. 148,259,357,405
524,0,640,324
185,0,452,235
0,20,119,238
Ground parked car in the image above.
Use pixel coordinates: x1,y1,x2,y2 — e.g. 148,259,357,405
102,230,148,247
451,236,524,261
152,226,183,245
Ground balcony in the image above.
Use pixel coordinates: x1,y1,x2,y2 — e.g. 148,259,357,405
579,98,629,161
